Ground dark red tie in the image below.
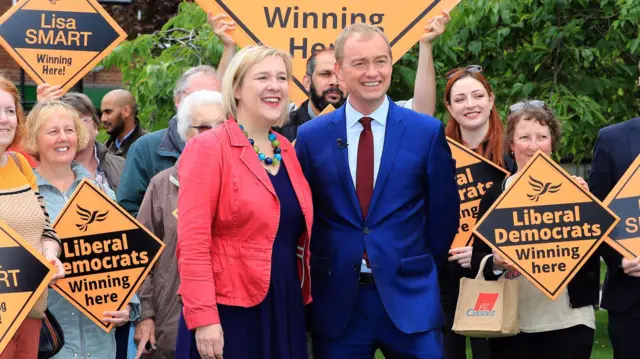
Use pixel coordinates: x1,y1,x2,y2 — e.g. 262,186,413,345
356,117,374,268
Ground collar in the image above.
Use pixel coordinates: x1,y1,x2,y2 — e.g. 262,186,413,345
35,161,92,187
115,127,136,149
307,101,317,120
345,96,389,129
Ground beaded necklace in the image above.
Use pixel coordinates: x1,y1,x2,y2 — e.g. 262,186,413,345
239,124,282,165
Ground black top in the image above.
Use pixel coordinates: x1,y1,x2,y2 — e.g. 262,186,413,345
470,178,600,309
275,100,314,142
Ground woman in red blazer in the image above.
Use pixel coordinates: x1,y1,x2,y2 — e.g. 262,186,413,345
175,45,313,359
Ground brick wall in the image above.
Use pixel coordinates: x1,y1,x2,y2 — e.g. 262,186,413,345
0,0,123,87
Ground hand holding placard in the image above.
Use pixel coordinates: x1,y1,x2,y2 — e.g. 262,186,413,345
473,150,619,300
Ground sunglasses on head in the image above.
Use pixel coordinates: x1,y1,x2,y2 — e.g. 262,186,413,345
446,65,483,79
508,100,548,115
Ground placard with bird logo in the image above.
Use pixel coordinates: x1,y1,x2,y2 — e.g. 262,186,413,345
472,150,619,300
51,179,165,331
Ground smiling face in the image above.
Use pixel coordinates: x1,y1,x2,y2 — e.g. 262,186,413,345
36,109,78,166
235,55,289,125
510,118,553,169
446,76,495,132
0,90,17,153
335,32,392,113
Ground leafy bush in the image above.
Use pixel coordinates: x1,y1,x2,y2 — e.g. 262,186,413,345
104,0,640,162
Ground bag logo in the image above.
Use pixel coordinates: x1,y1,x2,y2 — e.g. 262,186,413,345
527,176,562,202
75,205,108,232
466,292,499,317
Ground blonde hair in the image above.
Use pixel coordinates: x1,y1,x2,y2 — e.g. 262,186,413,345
334,23,392,64
22,100,90,159
222,45,293,127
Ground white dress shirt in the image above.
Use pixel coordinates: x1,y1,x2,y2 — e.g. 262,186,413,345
345,96,390,273
345,96,390,187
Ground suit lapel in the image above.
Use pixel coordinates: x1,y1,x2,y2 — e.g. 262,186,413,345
227,121,276,197
331,109,361,216
630,118,640,159
368,102,405,218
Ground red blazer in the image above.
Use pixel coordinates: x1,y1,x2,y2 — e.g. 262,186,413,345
176,119,313,330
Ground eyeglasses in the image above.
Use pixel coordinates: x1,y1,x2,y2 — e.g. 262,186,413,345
446,65,483,79
189,125,214,133
508,100,548,115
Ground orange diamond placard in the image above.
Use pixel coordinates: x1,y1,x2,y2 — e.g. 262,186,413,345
52,179,165,332
0,221,54,354
603,154,640,259
473,151,619,300
0,0,127,94
448,138,509,248
195,0,460,105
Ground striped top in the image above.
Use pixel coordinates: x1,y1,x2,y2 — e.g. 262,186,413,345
0,152,60,318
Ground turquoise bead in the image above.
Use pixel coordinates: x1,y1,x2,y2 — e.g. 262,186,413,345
268,133,277,141
274,153,282,161
258,153,266,161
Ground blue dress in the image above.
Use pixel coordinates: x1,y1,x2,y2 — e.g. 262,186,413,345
176,160,308,358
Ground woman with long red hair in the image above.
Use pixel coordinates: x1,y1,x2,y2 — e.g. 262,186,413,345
439,65,515,359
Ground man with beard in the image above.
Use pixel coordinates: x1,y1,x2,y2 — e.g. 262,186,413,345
102,89,147,158
276,13,448,142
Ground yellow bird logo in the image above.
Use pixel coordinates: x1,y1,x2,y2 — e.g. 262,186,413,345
527,175,562,202
48,0,69,5
76,205,109,232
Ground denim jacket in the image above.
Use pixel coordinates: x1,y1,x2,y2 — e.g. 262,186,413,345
36,162,140,359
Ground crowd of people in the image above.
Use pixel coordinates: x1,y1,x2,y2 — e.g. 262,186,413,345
0,9,639,359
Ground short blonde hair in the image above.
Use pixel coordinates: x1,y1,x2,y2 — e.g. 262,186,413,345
22,100,90,159
335,23,392,64
222,45,293,127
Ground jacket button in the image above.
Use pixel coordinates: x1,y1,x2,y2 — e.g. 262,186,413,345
363,227,371,235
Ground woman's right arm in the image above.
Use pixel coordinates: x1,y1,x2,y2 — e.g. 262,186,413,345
177,133,223,329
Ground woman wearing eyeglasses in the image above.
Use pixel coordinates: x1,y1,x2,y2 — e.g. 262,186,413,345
134,90,225,359
437,65,514,359
470,101,596,359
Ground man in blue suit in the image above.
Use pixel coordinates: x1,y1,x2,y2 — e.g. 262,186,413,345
295,22,460,358
589,117,640,359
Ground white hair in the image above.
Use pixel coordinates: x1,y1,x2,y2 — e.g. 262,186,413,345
177,90,223,141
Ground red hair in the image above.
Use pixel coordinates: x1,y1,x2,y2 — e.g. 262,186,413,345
0,75,36,167
0,75,26,149
444,70,505,168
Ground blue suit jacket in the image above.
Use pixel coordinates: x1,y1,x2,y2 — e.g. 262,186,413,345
589,117,640,315
295,99,460,338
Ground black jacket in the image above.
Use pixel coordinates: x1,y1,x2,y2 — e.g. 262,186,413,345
470,179,600,309
275,100,313,142
589,117,640,315
105,119,148,158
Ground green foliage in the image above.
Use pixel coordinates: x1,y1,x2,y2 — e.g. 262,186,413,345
389,0,640,163
104,0,640,162
102,2,226,131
